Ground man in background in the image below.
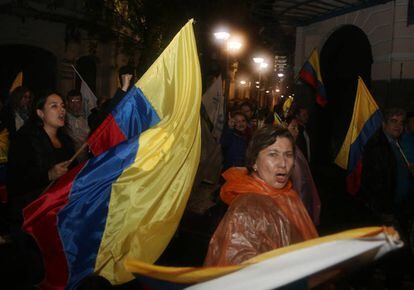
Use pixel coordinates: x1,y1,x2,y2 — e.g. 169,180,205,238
88,65,134,132
65,90,89,162
295,106,311,163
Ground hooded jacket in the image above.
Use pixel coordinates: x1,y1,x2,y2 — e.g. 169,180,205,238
205,167,318,266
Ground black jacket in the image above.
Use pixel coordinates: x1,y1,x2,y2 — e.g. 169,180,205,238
7,123,75,204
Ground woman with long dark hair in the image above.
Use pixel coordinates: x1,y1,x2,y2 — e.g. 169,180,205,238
7,91,74,221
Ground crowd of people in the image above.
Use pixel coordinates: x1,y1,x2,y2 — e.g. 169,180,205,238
0,68,413,289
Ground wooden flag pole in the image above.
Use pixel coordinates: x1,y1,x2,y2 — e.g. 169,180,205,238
41,142,89,194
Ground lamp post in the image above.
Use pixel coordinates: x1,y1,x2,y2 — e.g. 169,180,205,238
214,29,243,110
239,80,248,99
253,56,268,107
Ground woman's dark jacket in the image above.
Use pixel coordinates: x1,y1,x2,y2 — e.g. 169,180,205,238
7,123,75,206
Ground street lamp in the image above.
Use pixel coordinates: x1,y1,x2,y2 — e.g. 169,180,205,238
213,29,243,108
253,57,264,64
227,39,242,52
214,31,230,41
260,62,269,69
253,57,268,107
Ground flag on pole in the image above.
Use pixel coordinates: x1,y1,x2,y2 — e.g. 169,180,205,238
72,65,98,117
202,75,225,140
124,227,401,289
299,49,327,106
282,96,293,118
9,71,23,93
23,19,202,289
335,77,383,194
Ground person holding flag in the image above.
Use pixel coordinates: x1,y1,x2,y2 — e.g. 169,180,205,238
87,65,134,132
361,108,412,226
22,19,201,289
335,77,412,227
7,91,74,225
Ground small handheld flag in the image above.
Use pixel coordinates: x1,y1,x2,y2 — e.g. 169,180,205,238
299,49,327,106
335,77,382,194
72,65,98,117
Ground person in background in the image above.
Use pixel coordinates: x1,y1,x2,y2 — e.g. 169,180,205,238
205,126,317,266
0,97,8,205
294,106,311,163
88,66,134,132
396,111,414,231
400,112,414,174
65,90,90,162
2,86,33,139
221,111,249,170
286,116,321,225
7,92,75,225
360,108,412,228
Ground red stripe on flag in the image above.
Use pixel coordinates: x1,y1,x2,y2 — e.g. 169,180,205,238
23,162,85,290
87,114,126,157
316,94,327,107
346,159,362,195
299,67,318,88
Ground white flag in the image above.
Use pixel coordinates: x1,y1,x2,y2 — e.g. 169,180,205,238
72,65,97,117
202,75,225,140
187,230,402,290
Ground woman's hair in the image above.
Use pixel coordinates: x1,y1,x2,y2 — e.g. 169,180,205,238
246,125,295,174
29,91,63,127
10,86,32,110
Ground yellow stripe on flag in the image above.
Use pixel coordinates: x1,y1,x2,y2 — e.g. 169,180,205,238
308,48,323,85
124,227,390,284
334,77,380,169
9,71,23,93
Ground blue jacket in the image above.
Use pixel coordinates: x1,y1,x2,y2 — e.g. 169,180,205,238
220,127,248,170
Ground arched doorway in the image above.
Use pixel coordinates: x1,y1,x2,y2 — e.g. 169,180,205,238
0,44,57,99
317,25,373,162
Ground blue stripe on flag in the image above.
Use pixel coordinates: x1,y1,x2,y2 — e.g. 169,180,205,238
58,138,139,289
348,110,383,171
58,87,161,289
112,86,160,139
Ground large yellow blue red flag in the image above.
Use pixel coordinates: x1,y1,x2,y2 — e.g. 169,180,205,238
335,77,382,194
299,49,327,106
23,19,201,289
